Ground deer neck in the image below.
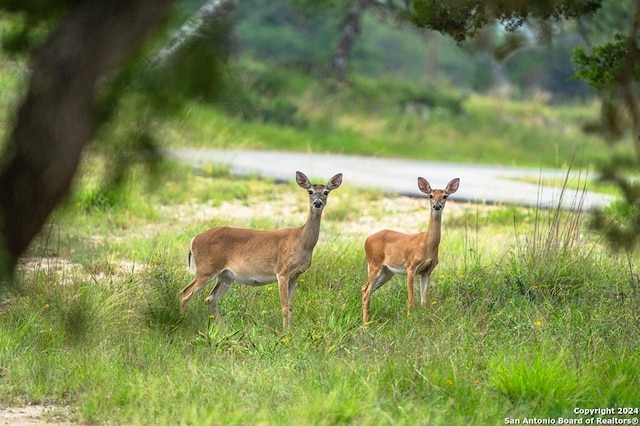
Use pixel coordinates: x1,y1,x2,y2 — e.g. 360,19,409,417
423,210,443,255
300,208,323,250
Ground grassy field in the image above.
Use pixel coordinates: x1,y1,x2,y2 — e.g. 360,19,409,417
1,65,639,424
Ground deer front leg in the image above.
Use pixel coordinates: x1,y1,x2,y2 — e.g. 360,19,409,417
277,274,293,329
287,277,298,324
407,269,416,309
419,272,431,307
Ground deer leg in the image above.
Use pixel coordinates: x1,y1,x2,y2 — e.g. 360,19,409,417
287,278,297,312
204,273,232,318
362,266,393,324
180,273,216,313
418,274,431,308
419,273,431,307
407,270,416,309
277,274,293,329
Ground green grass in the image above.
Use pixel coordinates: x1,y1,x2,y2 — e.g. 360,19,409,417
159,64,615,172
1,159,639,425
1,59,639,424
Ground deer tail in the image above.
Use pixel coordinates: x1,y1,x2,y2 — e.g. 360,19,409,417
188,237,197,274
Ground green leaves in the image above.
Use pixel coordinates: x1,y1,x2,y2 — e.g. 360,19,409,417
409,0,601,42
573,34,637,89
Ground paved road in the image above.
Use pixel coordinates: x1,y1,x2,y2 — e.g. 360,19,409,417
170,148,616,210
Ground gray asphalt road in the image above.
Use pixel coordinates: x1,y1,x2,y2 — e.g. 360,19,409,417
170,148,616,210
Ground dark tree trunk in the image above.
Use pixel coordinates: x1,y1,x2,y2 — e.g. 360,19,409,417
0,0,174,278
331,0,368,81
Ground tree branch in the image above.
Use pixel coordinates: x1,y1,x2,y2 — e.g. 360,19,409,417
150,0,238,67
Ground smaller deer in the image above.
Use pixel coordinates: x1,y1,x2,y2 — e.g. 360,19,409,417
180,171,343,329
361,177,460,323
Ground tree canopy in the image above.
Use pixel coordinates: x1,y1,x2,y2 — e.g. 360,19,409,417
409,0,601,42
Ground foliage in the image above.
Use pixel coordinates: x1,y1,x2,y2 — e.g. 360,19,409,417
1,165,638,424
571,1,640,253
590,154,640,253
573,34,640,89
409,0,602,42
166,64,609,172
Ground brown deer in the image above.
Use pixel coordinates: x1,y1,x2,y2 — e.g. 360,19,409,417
180,171,343,328
361,177,459,323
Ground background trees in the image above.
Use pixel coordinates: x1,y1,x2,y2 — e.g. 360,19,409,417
1,0,639,282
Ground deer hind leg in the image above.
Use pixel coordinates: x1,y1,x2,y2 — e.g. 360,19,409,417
204,272,233,318
180,273,217,313
361,265,394,324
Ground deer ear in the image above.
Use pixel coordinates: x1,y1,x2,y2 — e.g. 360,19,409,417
445,178,460,195
417,177,431,194
327,173,343,190
296,171,311,189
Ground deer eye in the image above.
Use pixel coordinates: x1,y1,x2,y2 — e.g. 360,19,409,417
443,195,448,199
308,189,314,195
429,194,434,199
323,190,329,195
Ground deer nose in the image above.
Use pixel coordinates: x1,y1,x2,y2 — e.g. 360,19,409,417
433,203,442,211
313,199,323,209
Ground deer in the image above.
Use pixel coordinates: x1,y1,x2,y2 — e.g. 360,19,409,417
361,177,460,324
180,171,343,329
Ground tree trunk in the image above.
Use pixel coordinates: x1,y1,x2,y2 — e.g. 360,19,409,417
331,0,368,81
0,0,174,279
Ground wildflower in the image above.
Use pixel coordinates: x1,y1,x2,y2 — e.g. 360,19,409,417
44,303,50,309
534,321,542,327
281,337,289,343
370,371,378,376
431,301,437,305
208,314,215,319
267,286,273,291
445,379,453,386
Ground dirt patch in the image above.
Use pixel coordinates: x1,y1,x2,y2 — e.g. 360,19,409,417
0,404,74,425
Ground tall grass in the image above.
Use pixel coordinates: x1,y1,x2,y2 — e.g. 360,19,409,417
1,163,638,424
1,62,636,424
